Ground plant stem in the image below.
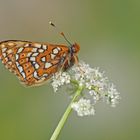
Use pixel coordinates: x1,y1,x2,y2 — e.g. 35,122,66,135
50,85,84,140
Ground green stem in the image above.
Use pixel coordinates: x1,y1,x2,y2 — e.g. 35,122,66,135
50,85,84,140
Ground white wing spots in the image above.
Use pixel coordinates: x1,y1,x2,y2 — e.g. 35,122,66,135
1,44,5,48
5,61,12,68
16,62,19,67
57,47,61,51
33,71,40,79
32,48,38,52
15,54,19,60
27,52,32,57
42,45,47,50
53,48,59,54
30,57,36,61
8,42,15,46
34,43,41,48
17,48,24,53
3,53,6,57
38,49,44,53
18,66,23,73
4,57,8,62
43,73,48,77
7,61,12,65
1,60,4,64
21,72,26,79
2,48,7,53
51,54,56,59
15,61,26,79
45,62,52,69
41,77,45,80
34,63,40,69
7,49,13,54
32,53,39,57
63,53,66,57
41,57,46,62
24,44,29,47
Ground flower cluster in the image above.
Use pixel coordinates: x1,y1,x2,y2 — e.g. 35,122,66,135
71,98,95,116
51,72,71,92
51,61,120,117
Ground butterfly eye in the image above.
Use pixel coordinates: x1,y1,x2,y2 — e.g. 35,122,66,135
72,43,80,53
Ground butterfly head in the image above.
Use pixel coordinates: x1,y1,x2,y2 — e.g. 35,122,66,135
71,43,80,54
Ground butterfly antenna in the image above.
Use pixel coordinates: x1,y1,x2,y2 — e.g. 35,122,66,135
49,21,73,46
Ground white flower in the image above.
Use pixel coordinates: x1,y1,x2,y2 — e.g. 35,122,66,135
106,83,120,107
72,63,108,92
51,72,71,92
51,61,121,117
71,98,95,116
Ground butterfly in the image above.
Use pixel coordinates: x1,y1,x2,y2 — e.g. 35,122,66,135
0,39,80,86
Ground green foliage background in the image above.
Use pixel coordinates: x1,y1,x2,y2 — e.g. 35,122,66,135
0,0,140,140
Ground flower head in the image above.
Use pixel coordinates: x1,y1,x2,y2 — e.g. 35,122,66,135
51,61,120,117
71,98,95,116
51,72,71,92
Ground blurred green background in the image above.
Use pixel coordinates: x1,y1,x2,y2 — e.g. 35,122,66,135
0,0,140,140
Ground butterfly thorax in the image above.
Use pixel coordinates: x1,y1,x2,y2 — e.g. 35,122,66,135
62,43,80,70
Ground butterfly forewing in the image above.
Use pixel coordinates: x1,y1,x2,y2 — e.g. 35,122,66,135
0,40,70,86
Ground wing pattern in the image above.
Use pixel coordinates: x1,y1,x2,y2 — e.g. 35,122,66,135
0,40,70,86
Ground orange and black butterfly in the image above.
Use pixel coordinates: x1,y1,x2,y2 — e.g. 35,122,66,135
0,22,80,86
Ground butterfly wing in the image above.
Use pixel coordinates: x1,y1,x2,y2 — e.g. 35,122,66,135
0,40,70,86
